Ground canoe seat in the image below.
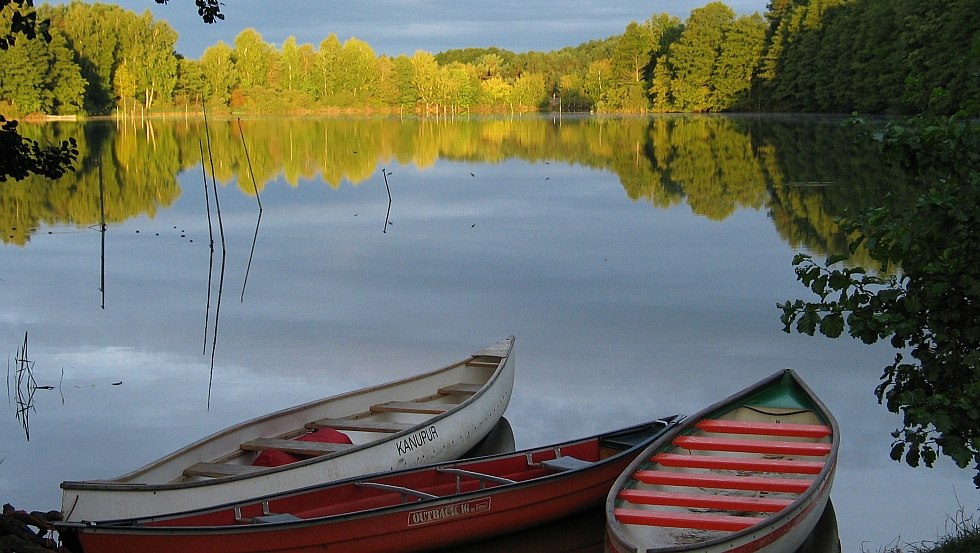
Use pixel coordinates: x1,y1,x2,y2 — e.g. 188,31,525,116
306,418,413,433
241,438,355,457
234,502,302,524
696,419,832,438
618,489,793,513
438,383,483,395
370,401,455,415
183,462,264,478
673,436,832,457
540,456,592,472
652,453,824,474
355,481,438,501
614,508,764,532
634,470,813,493
253,513,302,524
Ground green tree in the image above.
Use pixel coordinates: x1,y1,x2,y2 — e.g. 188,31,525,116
113,60,138,111
46,30,86,114
712,13,766,110
174,56,206,106
649,55,673,112
583,58,612,109
558,73,588,110
338,37,379,105
479,75,511,109
779,112,980,486
199,41,236,105
0,30,47,113
510,72,546,110
410,50,439,112
384,54,416,109
437,62,478,112
234,28,274,90
50,2,128,114
476,52,505,79
314,34,341,103
607,21,654,113
668,2,734,111
120,14,178,110
278,36,301,92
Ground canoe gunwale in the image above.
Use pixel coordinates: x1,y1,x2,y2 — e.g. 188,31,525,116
605,368,839,553
60,337,515,493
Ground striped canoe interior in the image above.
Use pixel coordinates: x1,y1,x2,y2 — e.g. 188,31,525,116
613,387,833,548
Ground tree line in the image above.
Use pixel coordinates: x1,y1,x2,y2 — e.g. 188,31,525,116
0,0,976,118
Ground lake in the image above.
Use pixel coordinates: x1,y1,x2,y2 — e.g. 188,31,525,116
1,114,976,551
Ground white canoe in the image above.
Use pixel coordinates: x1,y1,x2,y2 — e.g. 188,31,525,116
61,336,516,522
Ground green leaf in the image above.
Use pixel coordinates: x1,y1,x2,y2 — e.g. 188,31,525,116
796,309,819,336
819,313,845,338
890,442,905,461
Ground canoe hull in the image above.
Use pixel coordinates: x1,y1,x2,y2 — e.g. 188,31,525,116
72,462,623,553
61,337,516,522
62,418,683,553
605,369,839,553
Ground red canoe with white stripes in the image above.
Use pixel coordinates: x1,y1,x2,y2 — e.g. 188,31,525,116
605,369,838,553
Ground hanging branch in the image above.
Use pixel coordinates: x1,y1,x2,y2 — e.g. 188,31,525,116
238,118,263,303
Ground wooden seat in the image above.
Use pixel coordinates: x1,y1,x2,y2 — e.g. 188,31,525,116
240,438,355,457
614,508,764,531
673,436,832,457
183,462,264,478
306,418,413,433
465,360,500,369
653,453,824,474
370,401,454,415
696,419,832,438
618,489,793,513
634,470,813,493
438,383,482,395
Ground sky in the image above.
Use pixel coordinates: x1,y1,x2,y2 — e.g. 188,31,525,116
47,0,771,60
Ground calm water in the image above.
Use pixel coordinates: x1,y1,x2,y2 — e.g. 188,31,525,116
1,115,976,551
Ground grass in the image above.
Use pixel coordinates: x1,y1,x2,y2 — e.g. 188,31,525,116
866,506,980,553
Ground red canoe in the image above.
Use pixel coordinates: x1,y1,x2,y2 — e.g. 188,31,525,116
58,415,683,553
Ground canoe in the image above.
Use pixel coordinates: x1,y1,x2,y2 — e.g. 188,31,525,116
60,336,516,523
57,415,684,553
605,369,838,553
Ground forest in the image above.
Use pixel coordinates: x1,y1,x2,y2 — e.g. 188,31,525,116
0,0,976,117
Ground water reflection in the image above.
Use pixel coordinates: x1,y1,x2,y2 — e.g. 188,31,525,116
5,116,914,262
461,417,516,459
